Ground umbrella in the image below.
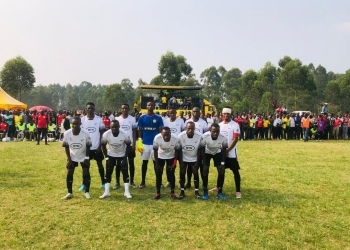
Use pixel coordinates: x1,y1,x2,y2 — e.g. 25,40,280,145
29,105,53,111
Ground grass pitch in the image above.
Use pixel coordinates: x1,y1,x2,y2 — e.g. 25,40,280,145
0,140,349,249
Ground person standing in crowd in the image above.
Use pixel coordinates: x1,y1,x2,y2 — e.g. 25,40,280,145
316,114,325,141
100,120,132,199
102,112,111,130
263,115,270,140
115,103,138,188
219,107,242,198
342,114,349,139
288,114,295,139
137,101,164,189
36,110,49,145
201,123,228,200
333,115,342,139
294,113,302,140
301,114,311,142
153,126,181,199
321,103,328,116
178,122,203,199
3,110,14,140
61,117,92,200
80,102,106,191
184,107,208,189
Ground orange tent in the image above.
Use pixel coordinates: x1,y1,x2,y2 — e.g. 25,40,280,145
0,87,27,110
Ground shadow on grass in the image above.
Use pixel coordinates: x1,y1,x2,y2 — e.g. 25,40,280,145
233,187,312,209
0,171,35,188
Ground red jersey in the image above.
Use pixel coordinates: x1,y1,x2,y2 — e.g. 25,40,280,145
36,114,48,128
0,122,8,131
257,118,264,128
57,114,63,126
334,118,342,127
103,117,111,129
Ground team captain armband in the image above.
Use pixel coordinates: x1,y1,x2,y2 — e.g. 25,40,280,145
233,132,240,138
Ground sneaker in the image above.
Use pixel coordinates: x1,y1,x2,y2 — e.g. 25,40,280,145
217,193,227,200
112,183,120,189
129,182,137,188
154,193,161,199
202,191,209,200
164,182,170,188
194,192,202,199
209,187,219,192
61,193,73,200
78,184,86,192
138,184,145,189
101,184,105,190
179,192,186,199
84,192,91,199
236,192,242,199
99,192,110,199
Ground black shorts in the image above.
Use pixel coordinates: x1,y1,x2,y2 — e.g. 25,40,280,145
205,153,222,167
37,128,48,135
69,161,89,169
89,150,104,161
128,150,136,158
225,158,240,171
158,158,174,168
107,156,124,166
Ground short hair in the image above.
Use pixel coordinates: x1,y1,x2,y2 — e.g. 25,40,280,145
111,120,119,125
210,123,220,130
121,103,129,108
72,116,81,122
162,126,170,133
186,121,195,127
86,102,95,107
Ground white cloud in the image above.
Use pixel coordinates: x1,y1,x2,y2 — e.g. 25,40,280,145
336,22,350,33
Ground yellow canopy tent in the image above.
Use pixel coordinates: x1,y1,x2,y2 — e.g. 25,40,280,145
0,87,27,110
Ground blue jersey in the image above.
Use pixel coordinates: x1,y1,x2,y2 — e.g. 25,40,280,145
138,114,164,145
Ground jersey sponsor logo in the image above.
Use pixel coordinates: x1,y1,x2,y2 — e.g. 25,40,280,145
183,145,195,151
208,147,220,151
170,128,177,133
153,119,157,123
87,127,97,133
121,125,130,130
71,143,83,149
163,148,173,153
110,143,123,149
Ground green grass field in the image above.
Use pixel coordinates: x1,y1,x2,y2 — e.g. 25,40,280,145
1,140,349,250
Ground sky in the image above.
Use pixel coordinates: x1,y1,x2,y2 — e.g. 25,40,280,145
0,0,349,87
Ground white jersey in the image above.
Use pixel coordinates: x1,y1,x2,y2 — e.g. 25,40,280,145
207,117,213,127
219,120,240,158
178,131,202,162
153,134,181,159
163,117,185,136
81,115,105,150
101,130,131,157
62,129,92,162
185,118,208,135
116,115,137,146
200,131,228,155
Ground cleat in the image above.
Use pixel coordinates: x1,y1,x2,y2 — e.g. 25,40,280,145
99,193,110,199
78,184,86,192
154,193,161,199
61,193,73,200
112,183,120,189
129,182,137,188
124,192,132,199
84,192,91,199
179,192,185,199
217,193,227,200
138,184,145,189
170,193,179,199
236,192,242,199
209,187,219,192
202,191,209,200
194,192,202,199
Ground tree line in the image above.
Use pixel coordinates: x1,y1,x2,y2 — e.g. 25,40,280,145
1,53,349,114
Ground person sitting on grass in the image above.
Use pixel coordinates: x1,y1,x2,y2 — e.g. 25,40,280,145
61,117,92,200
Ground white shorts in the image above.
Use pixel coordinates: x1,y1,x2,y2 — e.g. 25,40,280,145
141,144,154,161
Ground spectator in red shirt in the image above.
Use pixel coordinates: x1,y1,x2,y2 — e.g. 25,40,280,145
36,110,49,145
333,116,342,139
0,116,8,139
102,113,111,129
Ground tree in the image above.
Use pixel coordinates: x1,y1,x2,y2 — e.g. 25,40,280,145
0,56,35,100
200,66,222,101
